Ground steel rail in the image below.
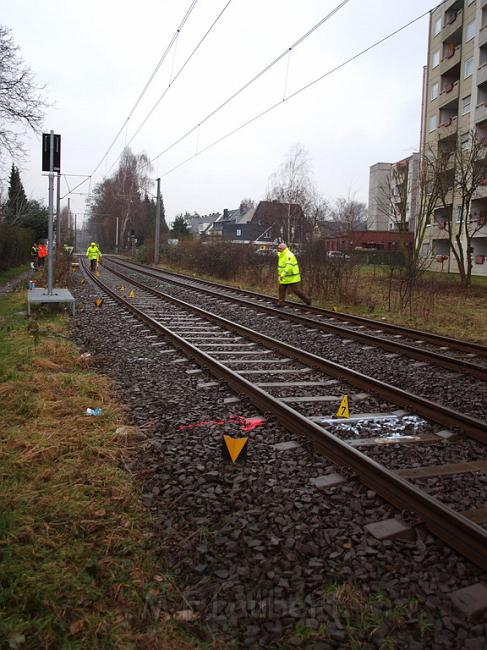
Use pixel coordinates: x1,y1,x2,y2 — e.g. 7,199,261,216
83,260,487,571
105,257,487,381
101,261,487,443
108,256,487,358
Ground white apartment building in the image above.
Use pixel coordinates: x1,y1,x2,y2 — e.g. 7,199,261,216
368,154,420,232
421,0,487,276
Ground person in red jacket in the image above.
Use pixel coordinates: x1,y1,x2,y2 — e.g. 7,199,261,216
37,243,47,268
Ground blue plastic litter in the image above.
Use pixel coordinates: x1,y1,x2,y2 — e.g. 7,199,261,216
86,407,103,416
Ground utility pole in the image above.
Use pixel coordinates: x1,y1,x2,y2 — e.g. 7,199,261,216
56,173,61,252
154,178,161,265
115,216,119,253
74,214,77,252
67,197,71,243
47,131,55,295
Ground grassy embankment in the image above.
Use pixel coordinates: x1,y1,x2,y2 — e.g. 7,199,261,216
154,257,487,345
0,291,207,649
0,264,29,285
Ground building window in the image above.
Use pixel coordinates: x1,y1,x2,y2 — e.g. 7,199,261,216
236,228,241,236
422,243,430,256
466,19,476,42
431,82,439,100
465,56,474,78
428,114,437,132
432,49,440,68
460,132,470,149
462,95,471,114
433,16,442,37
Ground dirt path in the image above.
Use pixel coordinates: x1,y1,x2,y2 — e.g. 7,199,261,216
0,269,34,296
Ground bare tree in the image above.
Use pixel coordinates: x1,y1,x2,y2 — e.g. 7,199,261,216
0,25,47,161
329,195,367,232
438,130,487,286
376,151,443,311
87,147,152,250
266,143,319,243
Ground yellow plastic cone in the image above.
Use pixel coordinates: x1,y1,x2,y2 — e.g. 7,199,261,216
128,290,135,299
336,395,349,419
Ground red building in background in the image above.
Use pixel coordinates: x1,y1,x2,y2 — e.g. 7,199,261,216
324,230,413,253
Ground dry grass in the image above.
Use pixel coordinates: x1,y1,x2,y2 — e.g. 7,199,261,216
0,293,211,649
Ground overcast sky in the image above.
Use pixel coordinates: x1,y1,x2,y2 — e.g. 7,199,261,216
2,0,435,226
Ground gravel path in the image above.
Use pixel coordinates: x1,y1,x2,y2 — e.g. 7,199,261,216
70,272,487,649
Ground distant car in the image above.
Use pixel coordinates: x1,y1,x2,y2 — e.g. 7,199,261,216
326,250,350,260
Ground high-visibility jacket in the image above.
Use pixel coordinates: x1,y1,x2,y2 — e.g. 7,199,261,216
277,247,301,285
86,244,101,261
37,244,47,258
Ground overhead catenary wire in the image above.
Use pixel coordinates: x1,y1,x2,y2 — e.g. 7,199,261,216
90,0,199,177
158,9,431,178
105,0,235,176
148,0,352,167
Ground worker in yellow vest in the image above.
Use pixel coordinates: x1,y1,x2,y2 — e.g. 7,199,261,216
86,242,101,272
276,242,311,308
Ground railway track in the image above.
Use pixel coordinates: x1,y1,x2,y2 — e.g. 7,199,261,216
104,256,487,381
81,258,487,571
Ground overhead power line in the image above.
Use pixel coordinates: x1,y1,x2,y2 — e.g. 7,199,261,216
106,0,234,175
159,9,431,178
149,0,352,166
90,0,199,177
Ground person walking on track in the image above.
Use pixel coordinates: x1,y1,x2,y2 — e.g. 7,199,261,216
276,242,311,308
86,242,101,272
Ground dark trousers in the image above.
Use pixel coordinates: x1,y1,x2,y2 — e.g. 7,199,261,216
90,259,97,271
279,282,310,306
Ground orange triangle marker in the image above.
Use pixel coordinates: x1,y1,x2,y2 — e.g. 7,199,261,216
95,298,104,308
223,435,248,463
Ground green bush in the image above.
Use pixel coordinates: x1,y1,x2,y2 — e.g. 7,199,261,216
0,225,34,271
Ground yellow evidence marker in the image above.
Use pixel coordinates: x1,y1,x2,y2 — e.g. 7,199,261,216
222,435,248,464
335,395,349,419
95,298,104,308
332,305,338,312
119,285,125,292
95,271,100,278
128,290,135,299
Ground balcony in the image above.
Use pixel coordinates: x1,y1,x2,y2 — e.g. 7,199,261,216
440,45,461,74
479,63,487,87
476,100,487,123
480,24,487,48
439,80,459,106
437,115,458,138
442,9,463,42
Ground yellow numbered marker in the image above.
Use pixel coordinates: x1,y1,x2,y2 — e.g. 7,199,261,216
95,271,100,278
95,298,104,308
332,305,338,312
336,395,349,419
119,285,125,293
128,290,135,299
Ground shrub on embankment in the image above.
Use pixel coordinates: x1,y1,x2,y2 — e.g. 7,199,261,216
0,224,34,271
137,238,361,304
